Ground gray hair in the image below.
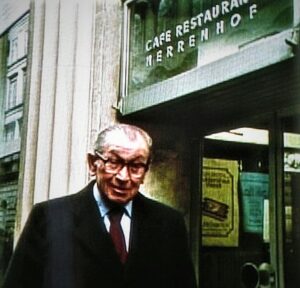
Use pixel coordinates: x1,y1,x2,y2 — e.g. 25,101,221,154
93,124,153,160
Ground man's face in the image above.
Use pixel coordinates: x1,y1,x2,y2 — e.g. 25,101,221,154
88,131,150,204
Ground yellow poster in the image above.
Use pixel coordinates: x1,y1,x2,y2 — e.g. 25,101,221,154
202,158,239,247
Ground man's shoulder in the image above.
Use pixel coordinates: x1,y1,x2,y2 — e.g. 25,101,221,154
32,181,94,212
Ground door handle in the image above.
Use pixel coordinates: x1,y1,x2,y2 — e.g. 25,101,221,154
258,262,275,287
241,262,259,288
241,262,275,288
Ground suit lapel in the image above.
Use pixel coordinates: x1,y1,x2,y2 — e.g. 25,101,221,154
70,182,121,265
125,193,156,266
128,194,146,256
70,186,155,270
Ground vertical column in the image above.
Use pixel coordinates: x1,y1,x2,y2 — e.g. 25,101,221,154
17,0,46,232
48,0,78,198
17,0,95,235
90,0,122,140
68,0,94,194
49,0,95,198
33,0,60,203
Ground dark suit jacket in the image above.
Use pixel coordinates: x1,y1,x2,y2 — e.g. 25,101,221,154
3,181,197,288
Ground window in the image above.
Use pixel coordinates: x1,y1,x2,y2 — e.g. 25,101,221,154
21,69,27,103
5,76,18,111
122,0,293,95
18,118,23,138
23,28,28,56
4,122,16,142
10,37,18,64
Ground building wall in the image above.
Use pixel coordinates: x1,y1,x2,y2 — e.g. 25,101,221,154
0,36,8,145
0,0,30,35
133,122,194,219
16,0,95,235
5,0,194,251
91,0,123,134
0,12,29,280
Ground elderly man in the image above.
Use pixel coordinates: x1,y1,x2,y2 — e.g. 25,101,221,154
4,124,197,288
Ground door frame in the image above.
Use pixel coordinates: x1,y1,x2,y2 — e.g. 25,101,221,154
191,107,300,287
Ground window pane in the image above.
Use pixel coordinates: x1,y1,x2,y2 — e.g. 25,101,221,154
6,77,17,110
4,123,15,142
10,38,18,63
126,0,293,94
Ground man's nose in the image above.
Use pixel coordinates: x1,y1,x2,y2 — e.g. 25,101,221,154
116,165,130,181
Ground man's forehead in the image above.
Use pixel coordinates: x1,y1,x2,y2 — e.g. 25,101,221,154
104,130,148,151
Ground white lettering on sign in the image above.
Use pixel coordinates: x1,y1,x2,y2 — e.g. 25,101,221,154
177,40,185,52
146,30,172,51
230,13,242,27
216,21,225,35
157,50,162,62
249,4,258,19
200,28,209,42
189,35,196,47
166,46,174,58
145,0,258,67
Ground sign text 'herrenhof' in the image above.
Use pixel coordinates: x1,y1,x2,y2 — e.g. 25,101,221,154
145,0,258,67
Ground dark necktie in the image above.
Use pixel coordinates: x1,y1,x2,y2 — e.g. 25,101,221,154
108,207,128,264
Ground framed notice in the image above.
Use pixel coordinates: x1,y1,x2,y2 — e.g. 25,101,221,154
240,172,269,234
202,158,239,247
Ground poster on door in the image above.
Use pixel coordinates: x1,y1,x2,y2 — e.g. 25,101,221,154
240,172,269,235
202,158,239,247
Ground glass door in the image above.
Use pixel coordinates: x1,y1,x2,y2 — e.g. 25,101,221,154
199,123,274,288
198,112,300,287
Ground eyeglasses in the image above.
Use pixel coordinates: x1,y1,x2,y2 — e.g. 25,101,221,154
94,151,148,178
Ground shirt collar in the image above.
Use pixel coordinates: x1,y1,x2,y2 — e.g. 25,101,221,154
93,182,132,218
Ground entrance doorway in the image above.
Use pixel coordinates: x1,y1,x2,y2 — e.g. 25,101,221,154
282,113,300,288
198,112,300,288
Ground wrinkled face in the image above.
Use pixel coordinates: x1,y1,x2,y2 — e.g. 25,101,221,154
88,131,150,204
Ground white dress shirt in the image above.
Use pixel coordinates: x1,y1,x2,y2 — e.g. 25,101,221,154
93,183,132,251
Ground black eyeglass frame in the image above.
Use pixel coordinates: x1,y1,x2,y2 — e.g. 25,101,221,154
94,150,149,177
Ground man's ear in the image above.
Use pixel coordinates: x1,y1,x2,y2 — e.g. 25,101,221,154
87,153,98,176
